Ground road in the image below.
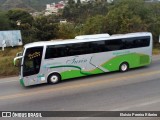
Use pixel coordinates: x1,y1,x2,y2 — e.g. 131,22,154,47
0,55,160,120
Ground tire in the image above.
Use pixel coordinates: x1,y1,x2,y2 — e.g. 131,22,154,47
119,62,129,72
48,73,61,84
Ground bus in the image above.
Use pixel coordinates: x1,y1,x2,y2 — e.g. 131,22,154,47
14,32,152,86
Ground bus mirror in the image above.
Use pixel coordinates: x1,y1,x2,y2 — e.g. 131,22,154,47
14,59,20,67
16,52,22,57
14,56,22,67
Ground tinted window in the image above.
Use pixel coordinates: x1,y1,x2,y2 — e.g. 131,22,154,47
122,37,150,49
90,41,106,52
105,39,123,51
45,36,150,59
67,42,90,56
45,45,67,59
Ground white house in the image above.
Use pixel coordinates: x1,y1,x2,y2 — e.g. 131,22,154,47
45,1,65,16
107,0,114,3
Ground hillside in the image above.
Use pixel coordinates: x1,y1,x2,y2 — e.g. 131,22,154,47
0,0,61,12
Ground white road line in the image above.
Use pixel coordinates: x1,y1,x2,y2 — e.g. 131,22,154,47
111,99,160,111
0,79,18,84
153,59,160,62
74,99,160,120
152,56,160,61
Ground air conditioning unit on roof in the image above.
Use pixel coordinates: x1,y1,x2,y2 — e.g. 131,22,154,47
75,33,110,40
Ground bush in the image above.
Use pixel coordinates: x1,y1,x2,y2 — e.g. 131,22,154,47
0,47,22,77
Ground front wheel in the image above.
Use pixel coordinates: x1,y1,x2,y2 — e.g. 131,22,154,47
48,73,61,84
119,62,129,72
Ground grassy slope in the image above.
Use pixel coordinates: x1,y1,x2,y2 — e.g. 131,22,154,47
153,48,160,55
0,47,22,77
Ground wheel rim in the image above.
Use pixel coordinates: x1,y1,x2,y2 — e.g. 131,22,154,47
121,64,127,71
50,75,58,83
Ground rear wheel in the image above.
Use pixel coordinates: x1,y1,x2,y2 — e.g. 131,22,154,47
48,73,61,84
119,62,129,72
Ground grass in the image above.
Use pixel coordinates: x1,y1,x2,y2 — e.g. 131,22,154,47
153,48,160,55
0,47,22,77
0,47,160,78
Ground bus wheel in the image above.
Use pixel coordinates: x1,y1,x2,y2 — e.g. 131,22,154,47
119,62,129,72
48,73,61,84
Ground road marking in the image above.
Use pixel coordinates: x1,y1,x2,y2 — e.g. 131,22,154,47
153,58,160,61
152,55,160,61
0,70,160,100
75,99,160,120
111,99,160,111
0,79,17,84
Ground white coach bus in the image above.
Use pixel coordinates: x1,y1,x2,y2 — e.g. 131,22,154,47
14,32,152,86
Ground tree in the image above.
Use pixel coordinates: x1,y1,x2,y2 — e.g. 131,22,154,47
34,16,58,41
112,0,151,20
0,11,11,30
57,23,76,39
105,1,148,34
147,3,160,45
7,9,35,44
7,9,34,28
62,1,109,23
82,15,106,34
68,0,75,6
76,0,81,6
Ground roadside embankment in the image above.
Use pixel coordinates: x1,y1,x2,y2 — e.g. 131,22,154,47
0,47,22,77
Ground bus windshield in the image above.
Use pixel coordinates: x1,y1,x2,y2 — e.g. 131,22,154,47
23,47,43,77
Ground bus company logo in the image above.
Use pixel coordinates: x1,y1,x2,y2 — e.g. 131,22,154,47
113,50,130,56
28,52,40,59
66,57,87,64
2,112,11,117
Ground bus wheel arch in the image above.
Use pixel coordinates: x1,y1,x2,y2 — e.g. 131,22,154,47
47,72,61,84
119,62,129,72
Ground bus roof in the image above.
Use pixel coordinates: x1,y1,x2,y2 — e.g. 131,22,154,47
24,32,152,48
75,33,110,40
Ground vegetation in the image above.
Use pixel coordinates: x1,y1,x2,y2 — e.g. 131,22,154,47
0,0,60,11
0,0,159,45
153,48,160,55
0,47,22,77
0,0,160,77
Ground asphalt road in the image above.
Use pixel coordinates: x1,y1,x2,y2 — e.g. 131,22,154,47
0,55,160,120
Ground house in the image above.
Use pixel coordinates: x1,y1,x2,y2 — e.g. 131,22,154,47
107,0,114,3
45,1,65,16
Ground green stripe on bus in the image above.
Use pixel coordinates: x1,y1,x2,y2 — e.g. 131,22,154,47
49,53,150,80
20,78,25,86
50,65,103,80
102,53,150,71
